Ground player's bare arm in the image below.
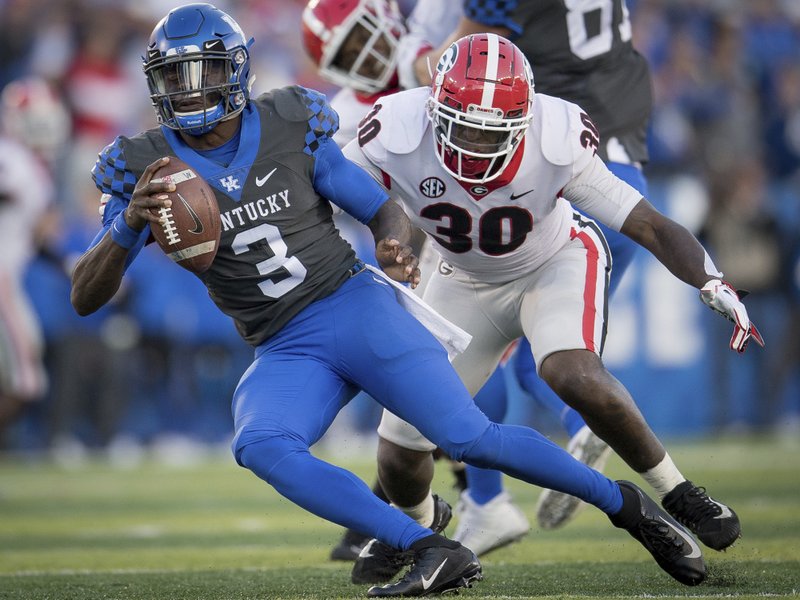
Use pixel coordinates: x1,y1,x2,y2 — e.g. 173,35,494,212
620,198,713,289
621,198,763,352
70,157,176,316
368,198,421,287
414,17,509,86
70,235,130,316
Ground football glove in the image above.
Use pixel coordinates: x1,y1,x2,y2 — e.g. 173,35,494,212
700,279,765,353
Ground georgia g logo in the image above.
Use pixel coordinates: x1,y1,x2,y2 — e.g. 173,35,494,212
436,43,458,75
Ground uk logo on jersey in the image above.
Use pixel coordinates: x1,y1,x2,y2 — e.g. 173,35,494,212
219,175,240,193
420,177,446,198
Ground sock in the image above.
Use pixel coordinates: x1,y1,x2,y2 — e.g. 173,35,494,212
396,491,436,528
464,464,503,505
562,408,587,439
410,532,460,552
640,453,686,500
608,481,641,528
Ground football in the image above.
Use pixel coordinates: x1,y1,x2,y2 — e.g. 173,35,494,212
149,157,221,273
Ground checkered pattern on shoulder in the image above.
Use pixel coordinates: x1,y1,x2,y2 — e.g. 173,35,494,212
464,0,521,33
298,87,339,156
91,137,138,201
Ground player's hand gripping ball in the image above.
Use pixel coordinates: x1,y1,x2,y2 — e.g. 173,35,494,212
149,157,221,273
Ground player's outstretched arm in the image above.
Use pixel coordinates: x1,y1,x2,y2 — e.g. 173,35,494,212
71,157,176,316
620,198,712,289
369,199,421,288
621,198,763,352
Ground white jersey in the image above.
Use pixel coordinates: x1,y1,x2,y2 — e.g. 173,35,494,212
330,87,375,147
397,0,462,89
0,136,51,274
343,87,642,284
0,135,50,400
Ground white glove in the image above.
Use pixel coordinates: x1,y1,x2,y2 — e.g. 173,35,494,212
700,279,765,353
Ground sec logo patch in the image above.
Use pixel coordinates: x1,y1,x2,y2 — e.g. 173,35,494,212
420,177,446,198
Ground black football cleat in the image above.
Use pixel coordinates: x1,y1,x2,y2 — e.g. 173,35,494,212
331,529,372,561
609,481,707,586
366,535,482,597
662,480,741,551
352,495,452,584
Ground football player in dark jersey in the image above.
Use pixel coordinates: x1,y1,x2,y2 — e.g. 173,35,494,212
71,3,710,596
369,0,741,554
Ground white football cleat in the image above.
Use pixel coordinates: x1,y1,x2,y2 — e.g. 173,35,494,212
452,490,530,556
536,425,613,529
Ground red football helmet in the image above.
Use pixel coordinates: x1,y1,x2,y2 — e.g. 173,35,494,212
427,34,535,183
0,77,70,158
302,0,405,94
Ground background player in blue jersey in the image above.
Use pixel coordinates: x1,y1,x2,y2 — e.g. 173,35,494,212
385,0,679,551
70,4,710,596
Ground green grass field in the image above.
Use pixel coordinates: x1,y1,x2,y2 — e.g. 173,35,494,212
1,437,798,599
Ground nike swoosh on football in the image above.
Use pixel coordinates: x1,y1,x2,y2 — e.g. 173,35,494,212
510,189,534,200
421,557,448,590
659,516,702,558
255,167,278,187
177,193,204,234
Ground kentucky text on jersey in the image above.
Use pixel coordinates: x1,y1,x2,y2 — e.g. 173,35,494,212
220,190,291,232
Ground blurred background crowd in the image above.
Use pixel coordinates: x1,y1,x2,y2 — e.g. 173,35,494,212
0,0,798,464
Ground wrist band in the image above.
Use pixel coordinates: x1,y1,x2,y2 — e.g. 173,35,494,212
110,211,142,250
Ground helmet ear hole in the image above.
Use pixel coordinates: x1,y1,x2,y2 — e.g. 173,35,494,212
427,33,534,184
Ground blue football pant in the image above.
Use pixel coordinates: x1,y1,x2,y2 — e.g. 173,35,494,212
467,162,649,504
232,272,622,551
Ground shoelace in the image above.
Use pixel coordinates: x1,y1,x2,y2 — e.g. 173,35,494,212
639,519,686,561
671,486,723,528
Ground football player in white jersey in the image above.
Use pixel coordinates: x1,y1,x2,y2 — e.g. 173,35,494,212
343,33,763,583
395,0,654,551
302,0,531,564
0,78,60,441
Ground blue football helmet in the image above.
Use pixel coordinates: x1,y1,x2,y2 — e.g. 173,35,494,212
143,3,254,135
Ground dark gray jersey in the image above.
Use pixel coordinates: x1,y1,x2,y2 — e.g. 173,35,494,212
93,87,364,346
465,0,652,163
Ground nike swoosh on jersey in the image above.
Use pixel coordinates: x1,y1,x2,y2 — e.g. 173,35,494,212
510,189,534,200
255,167,278,187
372,276,389,286
177,193,204,234
421,557,448,590
659,516,702,558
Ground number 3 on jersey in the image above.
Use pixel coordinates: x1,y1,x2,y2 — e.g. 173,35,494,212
232,223,307,298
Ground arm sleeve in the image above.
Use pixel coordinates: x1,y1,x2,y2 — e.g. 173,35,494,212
561,153,643,231
312,136,389,224
88,137,150,265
